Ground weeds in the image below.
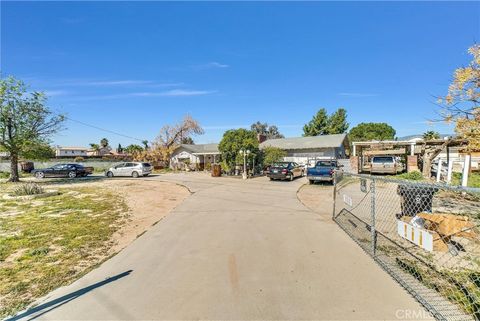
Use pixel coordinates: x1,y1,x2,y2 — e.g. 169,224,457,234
0,186,129,318
11,183,45,196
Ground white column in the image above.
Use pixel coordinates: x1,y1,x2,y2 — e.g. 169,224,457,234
352,144,356,157
461,154,471,187
436,158,442,182
410,143,415,156
446,159,454,184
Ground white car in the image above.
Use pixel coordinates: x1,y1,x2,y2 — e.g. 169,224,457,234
106,162,152,178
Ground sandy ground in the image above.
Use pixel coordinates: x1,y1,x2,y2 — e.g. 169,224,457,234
42,177,192,253
296,183,334,221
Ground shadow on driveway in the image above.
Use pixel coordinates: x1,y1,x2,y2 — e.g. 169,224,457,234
6,270,133,321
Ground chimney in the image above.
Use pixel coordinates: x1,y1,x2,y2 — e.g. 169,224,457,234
257,134,267,144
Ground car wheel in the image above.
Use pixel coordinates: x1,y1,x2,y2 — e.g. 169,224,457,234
107,171,114,178
68,171,76,178
132,171,139,178
289,174,294,181
309,180,314,185
35,172,45,179
269,177,274,181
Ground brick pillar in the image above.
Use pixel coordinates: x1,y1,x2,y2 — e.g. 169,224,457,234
407,155,418,172
350,156,359,174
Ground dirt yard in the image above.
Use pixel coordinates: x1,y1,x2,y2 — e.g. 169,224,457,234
297,183,334,221
38,178,192,253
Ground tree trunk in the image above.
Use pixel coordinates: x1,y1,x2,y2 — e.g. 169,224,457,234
422,155,432,178
9,153,20,182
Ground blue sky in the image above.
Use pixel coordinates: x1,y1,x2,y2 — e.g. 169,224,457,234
2,1,479,147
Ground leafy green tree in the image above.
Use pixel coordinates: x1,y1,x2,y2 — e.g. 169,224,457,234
251,121,285,139
303,108,329,136
262,146,287,165
326,108,349,134
422,131,440,140
142,140,149,150
100,138,109,148
117,143,123,153
348,122,396,142
22,144,55,160
218,128,259,169
0,76,64,181
124,144,144,154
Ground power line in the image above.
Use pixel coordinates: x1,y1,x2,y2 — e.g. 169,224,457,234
64,116,148,143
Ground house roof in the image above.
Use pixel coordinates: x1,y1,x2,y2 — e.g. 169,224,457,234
179,143,220,154
260,134,348,150
57,147,88,151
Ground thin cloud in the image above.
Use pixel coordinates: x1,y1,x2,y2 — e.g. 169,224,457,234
338,92,379,97
69,89,217,101
159,89,217,96
193,62,230,70
43,90,69,97
86,80,155,86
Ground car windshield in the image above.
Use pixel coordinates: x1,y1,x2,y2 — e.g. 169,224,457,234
142,163,151,167
316,161,336,167
272,163,289,168
373,157,394,163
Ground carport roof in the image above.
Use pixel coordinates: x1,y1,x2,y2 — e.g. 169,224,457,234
260,134,348,150
179,143,220,154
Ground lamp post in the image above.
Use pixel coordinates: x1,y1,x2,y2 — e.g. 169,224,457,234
240,149,250,180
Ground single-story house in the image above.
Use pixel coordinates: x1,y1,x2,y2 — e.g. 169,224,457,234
260,134,350,164
170,143,221,170
55,146,89,157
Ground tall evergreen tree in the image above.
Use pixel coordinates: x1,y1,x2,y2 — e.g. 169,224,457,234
326,108,349,134
303,108,329,136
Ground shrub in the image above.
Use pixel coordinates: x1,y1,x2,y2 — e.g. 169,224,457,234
12,183,45,196
205,162,212,171
74,156,85,162
0,171,10,179
397,171,424,181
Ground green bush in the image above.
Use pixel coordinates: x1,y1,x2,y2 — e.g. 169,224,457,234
396,171,424,181
0,171,10,179
11,183,45,196
74,156,85,162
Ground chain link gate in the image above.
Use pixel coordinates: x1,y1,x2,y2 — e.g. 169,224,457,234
333,173,480,321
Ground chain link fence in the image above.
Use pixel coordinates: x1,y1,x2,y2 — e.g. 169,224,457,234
333,173,480,321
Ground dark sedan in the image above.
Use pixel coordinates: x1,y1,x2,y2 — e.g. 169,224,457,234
267,162,304,181
33,164,92,179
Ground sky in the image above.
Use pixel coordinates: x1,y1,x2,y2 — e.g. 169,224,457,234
1,1,480,148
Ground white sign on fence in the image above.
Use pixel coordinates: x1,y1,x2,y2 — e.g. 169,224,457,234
397,220,434,252
343,194,353,207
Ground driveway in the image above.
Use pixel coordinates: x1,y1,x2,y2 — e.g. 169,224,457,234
11,173,429,320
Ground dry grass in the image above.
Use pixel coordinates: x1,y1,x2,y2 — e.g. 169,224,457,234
0,185,129,318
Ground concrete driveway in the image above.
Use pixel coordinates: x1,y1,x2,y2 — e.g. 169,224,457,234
11,173,429,320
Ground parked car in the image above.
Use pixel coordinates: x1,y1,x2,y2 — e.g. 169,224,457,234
370,156,403,175
106,162,152,178
307,160,343,184
33,163,92,179
267,162,304,181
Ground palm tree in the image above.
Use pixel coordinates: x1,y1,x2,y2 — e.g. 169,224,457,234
142,140,149,150
89,143,100,156
100,138,109,148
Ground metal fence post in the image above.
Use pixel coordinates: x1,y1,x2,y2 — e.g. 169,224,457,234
332,171,337,220
370,178,377,256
